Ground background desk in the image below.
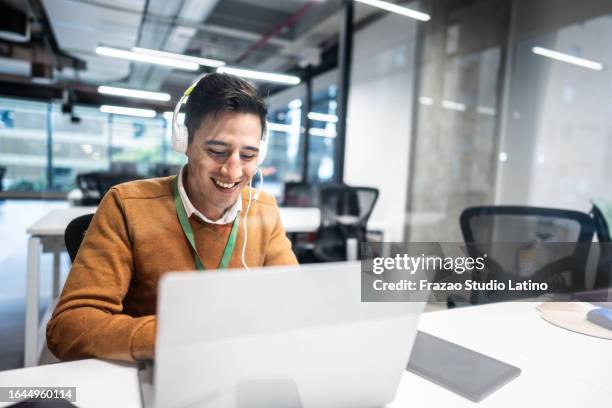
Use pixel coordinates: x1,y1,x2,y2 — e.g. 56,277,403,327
23,206,321,367
4,302,611,407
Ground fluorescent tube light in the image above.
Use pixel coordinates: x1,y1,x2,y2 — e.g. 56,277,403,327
132,47,226,68
307,112,338,122
217,66,301,85
100,105,157,118
532,46,603,71
477,106,496,116
354,0,430,21
98,86,171,102
442,100,466,112
267,122,294,132
309,128,336,138
419,96,434,106
95,46,199,71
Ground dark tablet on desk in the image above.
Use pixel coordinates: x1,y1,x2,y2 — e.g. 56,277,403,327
8,399,77,407
406,331,521,402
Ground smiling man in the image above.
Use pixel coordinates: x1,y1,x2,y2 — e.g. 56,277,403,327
46,73,298,363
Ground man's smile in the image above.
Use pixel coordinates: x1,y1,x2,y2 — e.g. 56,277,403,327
211,177,241,192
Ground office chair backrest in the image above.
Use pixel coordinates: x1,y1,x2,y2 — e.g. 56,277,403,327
0,166,5,191
591,203,611,243
65,214,94,262
591,203,612,288
460,206,595,302
313,185,379,262
319,184,378,227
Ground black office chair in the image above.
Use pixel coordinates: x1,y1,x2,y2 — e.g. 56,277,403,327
76,171,144,205
459,206,595,304
65,214,94,262
309,185,379,262
0,166,5,192
591,203,612,289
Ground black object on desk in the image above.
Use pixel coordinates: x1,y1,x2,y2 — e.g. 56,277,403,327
8,399,77,407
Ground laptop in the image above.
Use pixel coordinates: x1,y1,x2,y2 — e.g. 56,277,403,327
140,262,426,408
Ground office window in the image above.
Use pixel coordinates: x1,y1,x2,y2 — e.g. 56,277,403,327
51,105,109,192
0,97,49,191
262,99,304,199
110,115,165,174
308,84,338,183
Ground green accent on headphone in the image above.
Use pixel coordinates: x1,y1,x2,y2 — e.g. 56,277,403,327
173,175,240,270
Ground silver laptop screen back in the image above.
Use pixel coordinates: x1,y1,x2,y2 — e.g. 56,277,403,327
155,262,425,408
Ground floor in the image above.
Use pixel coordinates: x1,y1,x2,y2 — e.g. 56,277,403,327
0,200,71,371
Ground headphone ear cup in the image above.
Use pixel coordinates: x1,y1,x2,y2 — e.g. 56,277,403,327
172,124,188,154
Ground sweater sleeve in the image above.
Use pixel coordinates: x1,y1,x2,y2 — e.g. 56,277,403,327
46,188,156,362
263,202,299,266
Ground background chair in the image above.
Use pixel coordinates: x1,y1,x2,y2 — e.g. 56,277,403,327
305,184,379,263
75,171,143,205
591,202,612,289
459,206,595,304
0,166,5,192
64,214,94,262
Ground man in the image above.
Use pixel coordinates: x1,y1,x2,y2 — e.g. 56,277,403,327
47,73,298,362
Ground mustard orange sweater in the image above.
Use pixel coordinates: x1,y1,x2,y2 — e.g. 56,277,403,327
46,176,298,362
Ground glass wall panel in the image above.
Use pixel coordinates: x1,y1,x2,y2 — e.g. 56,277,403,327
498,2,612,212
51,105,110,191
0,97,49,192
308,84,338,183
109,114,165,175
407,0,510,241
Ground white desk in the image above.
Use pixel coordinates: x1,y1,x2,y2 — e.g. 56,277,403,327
5,302,610,407
24,206,97,368
23,206,321,368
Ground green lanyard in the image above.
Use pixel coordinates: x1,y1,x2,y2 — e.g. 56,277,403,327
173,175,240,270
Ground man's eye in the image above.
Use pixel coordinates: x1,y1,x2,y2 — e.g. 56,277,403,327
241,154,256,160
208,150,225,157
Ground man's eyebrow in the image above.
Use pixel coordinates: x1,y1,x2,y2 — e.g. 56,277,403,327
203,140,259,152
204,140,229,147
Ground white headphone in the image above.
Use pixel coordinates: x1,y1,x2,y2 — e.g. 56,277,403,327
171,73,269,167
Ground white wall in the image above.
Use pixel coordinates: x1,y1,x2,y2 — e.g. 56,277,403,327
343,13,418,241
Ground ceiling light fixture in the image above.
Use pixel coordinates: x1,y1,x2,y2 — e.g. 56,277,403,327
307,112,338,122
532,46,603,71
132,47,226,68
217,66,301,85
354,0,430,21
95,46,199,71
98,86,171,102
100,105,157,118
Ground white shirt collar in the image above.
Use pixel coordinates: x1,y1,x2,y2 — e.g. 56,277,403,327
177,165,241,225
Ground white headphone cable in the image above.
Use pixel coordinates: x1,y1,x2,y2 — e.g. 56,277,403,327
241,167,264,271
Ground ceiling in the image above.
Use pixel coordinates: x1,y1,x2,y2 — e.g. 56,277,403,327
0,0,382,105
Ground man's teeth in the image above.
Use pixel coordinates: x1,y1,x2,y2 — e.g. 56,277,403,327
214,179,237,189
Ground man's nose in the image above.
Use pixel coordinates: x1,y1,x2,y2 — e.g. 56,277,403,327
221,152,242,180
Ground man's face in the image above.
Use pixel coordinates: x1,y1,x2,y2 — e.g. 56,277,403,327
185,112,262,219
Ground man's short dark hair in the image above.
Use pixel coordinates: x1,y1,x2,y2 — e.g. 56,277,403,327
184,73,267,145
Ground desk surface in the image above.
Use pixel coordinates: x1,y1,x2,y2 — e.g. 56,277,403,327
27,206,321,236
1,302,609,407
